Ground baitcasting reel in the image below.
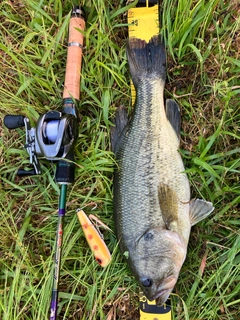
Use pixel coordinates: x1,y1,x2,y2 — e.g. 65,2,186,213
4,111,78,179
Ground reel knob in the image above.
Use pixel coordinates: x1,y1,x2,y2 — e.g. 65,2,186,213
17,168,37,176
4,115,25,129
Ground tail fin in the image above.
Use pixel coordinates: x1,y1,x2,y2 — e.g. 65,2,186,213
126,36,166,88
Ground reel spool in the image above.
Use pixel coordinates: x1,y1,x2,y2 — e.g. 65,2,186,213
36,111,78,159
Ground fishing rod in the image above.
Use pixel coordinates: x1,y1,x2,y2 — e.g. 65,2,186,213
50,6,85,320
4,4,85,320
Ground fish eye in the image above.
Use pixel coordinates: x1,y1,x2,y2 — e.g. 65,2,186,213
140,277,153,287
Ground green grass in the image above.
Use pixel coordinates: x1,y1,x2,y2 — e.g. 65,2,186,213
0,0,239,319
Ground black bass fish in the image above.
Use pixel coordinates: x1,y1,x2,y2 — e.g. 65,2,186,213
111,36,214,305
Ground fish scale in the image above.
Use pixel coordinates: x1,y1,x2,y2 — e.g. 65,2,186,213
115,77,190,243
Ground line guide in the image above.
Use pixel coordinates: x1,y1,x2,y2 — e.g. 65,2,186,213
127,1,172,319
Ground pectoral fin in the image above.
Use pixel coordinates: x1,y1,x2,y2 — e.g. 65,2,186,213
189,199,214,226
158,183,179,232
165,99,181,139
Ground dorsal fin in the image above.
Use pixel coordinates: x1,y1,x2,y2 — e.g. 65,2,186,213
110,105,128,154
189,199,214,226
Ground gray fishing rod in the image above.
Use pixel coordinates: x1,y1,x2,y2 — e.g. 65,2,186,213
3,5,85,320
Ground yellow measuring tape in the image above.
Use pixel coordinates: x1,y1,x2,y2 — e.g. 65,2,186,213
127,1,172,319
139,292,171,320
128,2,159,41
128,0,159,105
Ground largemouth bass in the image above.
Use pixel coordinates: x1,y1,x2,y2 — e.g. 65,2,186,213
111,36,214,305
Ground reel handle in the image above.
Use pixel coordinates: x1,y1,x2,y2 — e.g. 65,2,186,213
4,115,25,129
17,168,37,176
4,114,41,176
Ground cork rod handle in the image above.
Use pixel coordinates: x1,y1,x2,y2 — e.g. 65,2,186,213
63,7,85,100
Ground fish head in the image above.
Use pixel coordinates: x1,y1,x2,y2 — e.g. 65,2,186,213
131,228,187,305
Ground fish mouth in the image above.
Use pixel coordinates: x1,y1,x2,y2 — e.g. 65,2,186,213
140,276,176,305
152,289,168,301
153,288,173,306
151,276,176,304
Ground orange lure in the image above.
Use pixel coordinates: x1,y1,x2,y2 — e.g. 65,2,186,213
76,209,111,267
